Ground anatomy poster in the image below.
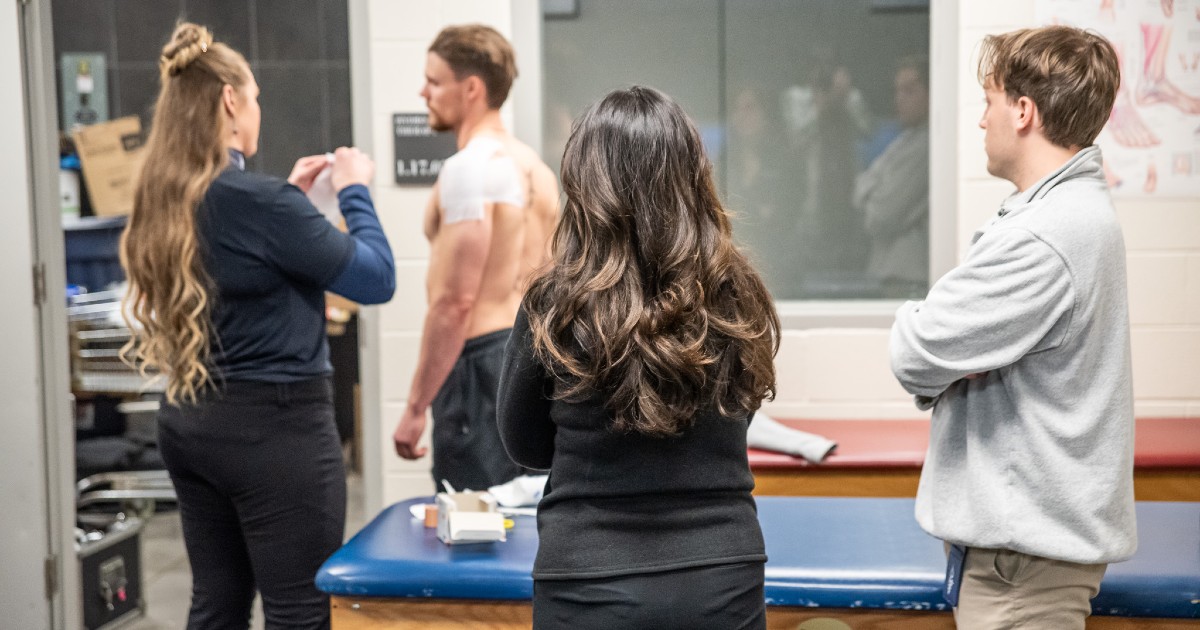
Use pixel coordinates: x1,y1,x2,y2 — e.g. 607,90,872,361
1037,0,1200,198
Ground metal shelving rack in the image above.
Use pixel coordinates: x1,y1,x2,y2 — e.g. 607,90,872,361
67,290,164,396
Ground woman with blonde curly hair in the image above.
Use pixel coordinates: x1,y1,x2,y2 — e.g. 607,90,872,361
121,22,393,629
498,86,779,629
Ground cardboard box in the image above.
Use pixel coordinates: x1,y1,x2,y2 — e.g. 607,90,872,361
435,491,506,545
73,116,145,217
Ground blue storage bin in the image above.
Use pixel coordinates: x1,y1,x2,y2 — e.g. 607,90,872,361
64,215,126,292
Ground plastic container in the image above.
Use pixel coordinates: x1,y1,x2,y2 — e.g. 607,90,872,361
60,154,82,222
64,215,127,293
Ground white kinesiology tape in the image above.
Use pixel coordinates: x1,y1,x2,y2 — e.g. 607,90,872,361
438,137,525,224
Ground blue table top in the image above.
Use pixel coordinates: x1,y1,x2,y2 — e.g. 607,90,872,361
317,497,1199,619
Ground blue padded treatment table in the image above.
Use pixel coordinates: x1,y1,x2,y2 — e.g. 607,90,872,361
317,497,1200,629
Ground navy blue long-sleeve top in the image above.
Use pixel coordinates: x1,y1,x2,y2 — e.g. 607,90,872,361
197,152,395,383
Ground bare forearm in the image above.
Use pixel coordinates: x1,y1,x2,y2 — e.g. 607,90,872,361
406,300,473,413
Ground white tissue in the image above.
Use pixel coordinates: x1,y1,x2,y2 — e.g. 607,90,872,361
487,474,549,507
306,152,341,224
747,411,837,463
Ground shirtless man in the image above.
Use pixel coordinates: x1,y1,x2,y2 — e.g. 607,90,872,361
393,24,559,492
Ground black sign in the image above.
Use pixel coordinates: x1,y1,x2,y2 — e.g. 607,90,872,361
393,113,457,185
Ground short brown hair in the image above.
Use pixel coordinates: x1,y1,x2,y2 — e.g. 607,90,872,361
429,24,517,109
978,25,1119,149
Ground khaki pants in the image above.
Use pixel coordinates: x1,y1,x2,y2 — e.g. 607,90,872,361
951,545,1107,630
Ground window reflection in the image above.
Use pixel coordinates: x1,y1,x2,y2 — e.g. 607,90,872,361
543,0,930,300
856,56,930,299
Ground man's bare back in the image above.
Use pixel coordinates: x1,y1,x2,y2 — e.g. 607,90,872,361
395,26,558,479
423,132,558,338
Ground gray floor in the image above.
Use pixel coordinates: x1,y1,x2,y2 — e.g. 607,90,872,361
122,473,366,630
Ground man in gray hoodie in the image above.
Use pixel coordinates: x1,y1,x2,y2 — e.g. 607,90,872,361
890,26,1135,629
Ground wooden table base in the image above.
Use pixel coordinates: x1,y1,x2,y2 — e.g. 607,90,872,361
752,468,921,498
752,468,1200,501
331,597,530,629
330,597,1194,629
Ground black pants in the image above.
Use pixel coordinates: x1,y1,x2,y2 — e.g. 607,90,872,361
533,561,767,630
158,377,345,630
431,328,527,491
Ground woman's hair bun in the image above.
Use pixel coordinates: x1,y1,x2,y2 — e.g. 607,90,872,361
159,22,214,77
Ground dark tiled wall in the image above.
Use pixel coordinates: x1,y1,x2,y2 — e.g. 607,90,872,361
52,0,352,177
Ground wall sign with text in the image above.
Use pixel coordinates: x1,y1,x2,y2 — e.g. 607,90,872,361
393,113,457,185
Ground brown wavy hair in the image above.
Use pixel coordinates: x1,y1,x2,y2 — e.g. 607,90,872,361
120,22,248,404
524,86,779,436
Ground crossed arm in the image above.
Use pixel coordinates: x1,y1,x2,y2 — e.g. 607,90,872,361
890,228,1075,402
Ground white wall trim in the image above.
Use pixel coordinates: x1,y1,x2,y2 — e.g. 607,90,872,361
511,0,543,154
348,0,384,521
929,0,960,278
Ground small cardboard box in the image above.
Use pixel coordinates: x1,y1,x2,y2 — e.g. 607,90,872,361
435,491,506,545
72,116,146,217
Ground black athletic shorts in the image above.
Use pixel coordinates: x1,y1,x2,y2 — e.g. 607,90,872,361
431,328,528,491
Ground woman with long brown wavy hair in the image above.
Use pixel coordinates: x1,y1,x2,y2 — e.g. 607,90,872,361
120,22,393,629
497,86,779,629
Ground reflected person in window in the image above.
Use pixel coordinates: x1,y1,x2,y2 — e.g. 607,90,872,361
497,86,780,629
854,55,930,299
726,85,796,296
782,57,873,292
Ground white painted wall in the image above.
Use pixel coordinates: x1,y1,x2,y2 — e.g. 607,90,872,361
356,0,1200,512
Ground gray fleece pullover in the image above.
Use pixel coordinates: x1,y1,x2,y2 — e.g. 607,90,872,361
891,146,1136,564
